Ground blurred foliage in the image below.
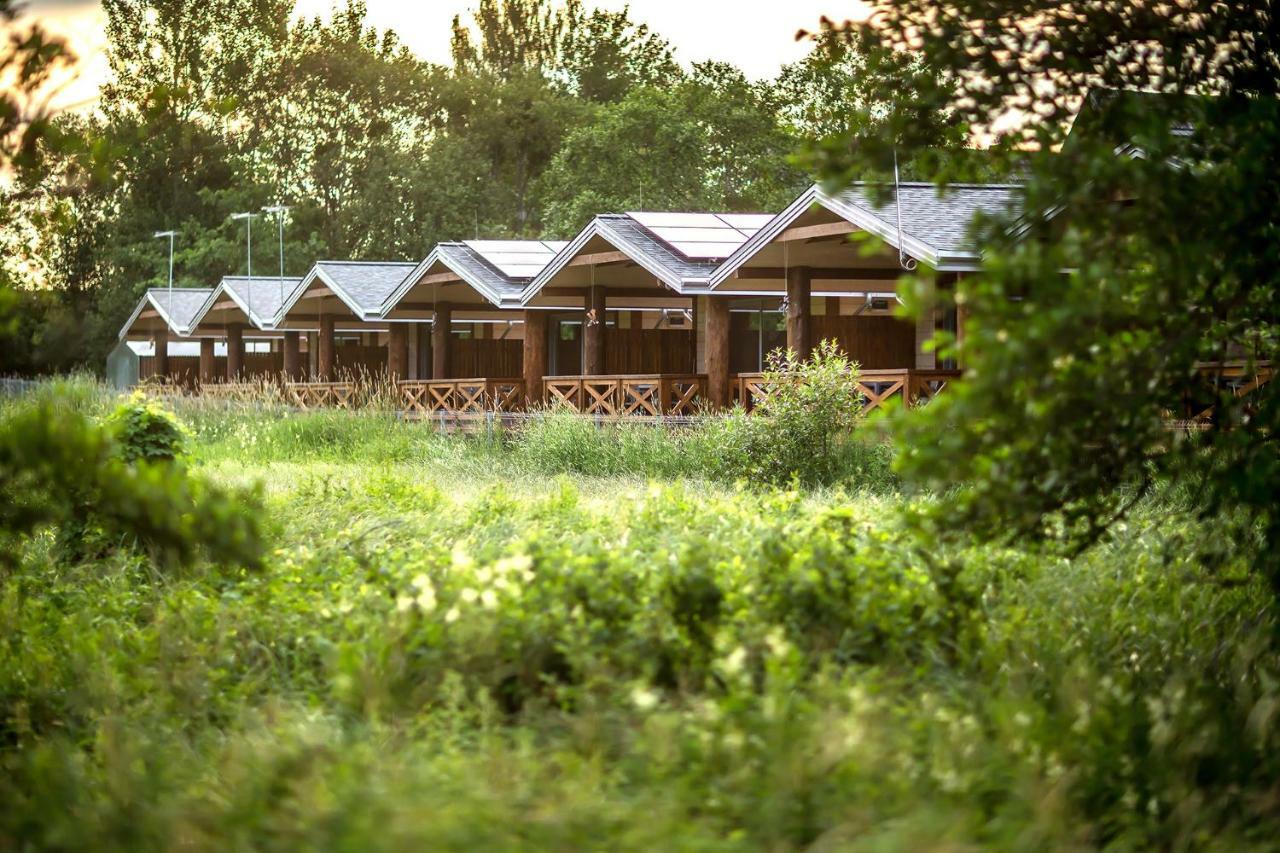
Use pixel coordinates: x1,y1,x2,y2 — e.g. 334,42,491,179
1,416,1279,847
806,3,1280,593
0,389,262,571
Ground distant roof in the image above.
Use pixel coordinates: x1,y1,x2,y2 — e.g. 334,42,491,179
117,287,215,339
284,260,418,319
523,211,771,303
710,182,1022,287
381,240,569,312
217,276,303,327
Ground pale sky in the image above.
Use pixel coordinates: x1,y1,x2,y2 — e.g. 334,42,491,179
11,0,870,113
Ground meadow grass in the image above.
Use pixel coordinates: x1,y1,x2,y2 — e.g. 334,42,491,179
2,380,1278,850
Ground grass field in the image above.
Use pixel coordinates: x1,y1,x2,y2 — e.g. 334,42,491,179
3,385,1279,850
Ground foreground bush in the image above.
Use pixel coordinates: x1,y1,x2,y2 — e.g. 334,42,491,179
3,465,1279,849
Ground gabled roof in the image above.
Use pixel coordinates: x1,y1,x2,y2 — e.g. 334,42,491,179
194,276,303,330
381,240,568,312
521,211,772,304
117,288,215,339
708,182,1022,288
281,260,418,321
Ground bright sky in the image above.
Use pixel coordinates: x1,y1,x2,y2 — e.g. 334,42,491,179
12,0,871,113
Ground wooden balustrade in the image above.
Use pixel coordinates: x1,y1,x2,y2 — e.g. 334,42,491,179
400,378,526,418
284,381,362,410
543,374,707,417
201,382,272,403
733,368,962,413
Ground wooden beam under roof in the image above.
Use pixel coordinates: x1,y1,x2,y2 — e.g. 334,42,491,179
734,267,903,281
541,286,687,298
776,221,857,242
565,250,631,267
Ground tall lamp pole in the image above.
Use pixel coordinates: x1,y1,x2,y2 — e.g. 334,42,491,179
230,212,258,323
263,205,289,325
153,230,177,334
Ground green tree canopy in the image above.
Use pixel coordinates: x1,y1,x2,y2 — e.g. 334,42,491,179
812,3,1280,590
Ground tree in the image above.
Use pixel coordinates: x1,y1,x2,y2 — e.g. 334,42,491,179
811,4,1280,590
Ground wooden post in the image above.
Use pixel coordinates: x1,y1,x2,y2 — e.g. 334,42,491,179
152,329,169,379
319,314,335,380
226,323,244,379
523,309,547,408
705,296,730,409
432,302,451,380
583,286,606,375
387,324,408,380
199,338,215,384
786,265,812,360
283,331,301,380
406,323,420,380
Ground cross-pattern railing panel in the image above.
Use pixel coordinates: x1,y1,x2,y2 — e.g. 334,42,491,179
399,378,526,417
543,374,707,417
285,382,362,410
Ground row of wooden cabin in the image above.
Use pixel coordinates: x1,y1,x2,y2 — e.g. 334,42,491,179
118,182,1019,414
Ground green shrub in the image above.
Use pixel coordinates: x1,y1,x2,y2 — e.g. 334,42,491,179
106,393,189,463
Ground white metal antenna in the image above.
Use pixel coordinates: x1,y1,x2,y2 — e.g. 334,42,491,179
264,205,290,328
231,212,257,323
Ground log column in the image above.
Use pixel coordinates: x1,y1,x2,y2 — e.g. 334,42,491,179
319,314,335,380
432,302,451,380
387,324,409,380
523,309,547,408
152,329,169,380
786,265,812,360
283,331,301,380
226,323,244,380
583,286,606,375
199,338,215,385
705,296,731,409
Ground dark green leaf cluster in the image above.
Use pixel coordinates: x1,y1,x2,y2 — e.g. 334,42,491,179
0,395,263,571
808,2,1280,590
105,393,190,463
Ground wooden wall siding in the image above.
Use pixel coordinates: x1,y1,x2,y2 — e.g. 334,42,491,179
604,328,695,375
334,345,387,377
141,353,282,386
449,339,522,379
814,315,917,370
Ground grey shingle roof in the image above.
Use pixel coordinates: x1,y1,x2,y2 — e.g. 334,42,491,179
437,243,525,302
117,288,215,339
219,276,303,326
834,183,1022,261
314,261,418,316
708,182,1023,288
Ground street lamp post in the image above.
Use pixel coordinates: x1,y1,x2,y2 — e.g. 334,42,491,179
230,212,258,324
263,205,289,325
153,229,177,334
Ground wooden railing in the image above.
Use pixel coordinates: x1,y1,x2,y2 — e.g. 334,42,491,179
400,378,525,417
201,382,270,403
733,368,962,413
543,374,707,417
284,381,363,410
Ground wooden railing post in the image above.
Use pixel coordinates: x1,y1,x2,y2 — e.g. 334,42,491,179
786,266,812,360
282,331,301,381
199,338,215,385
523,309,547,408
706,297,731,409
152,329,169,379
226,323,244,380
387,324,408,380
